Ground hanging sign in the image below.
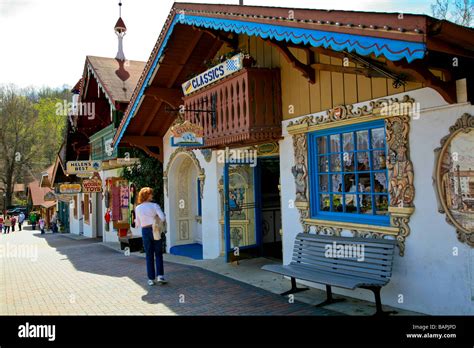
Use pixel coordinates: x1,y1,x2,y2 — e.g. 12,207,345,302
59,183,82,194
170,120,204,147
182,54,243,96
43,192,57,202
66,160,102,174
82,172,103,193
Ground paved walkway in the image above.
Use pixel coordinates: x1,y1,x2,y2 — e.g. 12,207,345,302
0,227,341,316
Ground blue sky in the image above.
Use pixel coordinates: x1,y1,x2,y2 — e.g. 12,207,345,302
0,0,434,88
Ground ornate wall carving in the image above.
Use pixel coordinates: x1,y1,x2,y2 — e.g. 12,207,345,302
288,95,416,256
163,147,205,199
433,113,474,247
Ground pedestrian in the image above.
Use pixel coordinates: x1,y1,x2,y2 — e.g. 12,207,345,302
10,216,16,232
18,212,25,231
51,212,58,233
39,216,45,234
4,216,11,233
30,212,37,230
0,216,4,234
135,187,167,286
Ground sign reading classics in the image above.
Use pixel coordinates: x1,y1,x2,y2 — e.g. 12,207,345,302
182,54,243,96
66,160,102,174
170,120,205,147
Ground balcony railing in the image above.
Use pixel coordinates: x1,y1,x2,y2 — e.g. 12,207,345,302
183,68,282,148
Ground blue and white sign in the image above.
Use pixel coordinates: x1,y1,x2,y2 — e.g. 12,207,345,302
182,54,243,96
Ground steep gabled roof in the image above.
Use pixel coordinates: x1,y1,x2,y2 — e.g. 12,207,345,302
83,56,146,104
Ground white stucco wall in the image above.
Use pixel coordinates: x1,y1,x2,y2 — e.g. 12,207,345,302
69,193,81,235
163,131,222,259
280,87,474,315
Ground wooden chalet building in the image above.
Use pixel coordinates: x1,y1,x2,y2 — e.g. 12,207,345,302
112,3,474,315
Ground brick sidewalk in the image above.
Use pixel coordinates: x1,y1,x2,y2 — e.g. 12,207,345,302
0,228,342,316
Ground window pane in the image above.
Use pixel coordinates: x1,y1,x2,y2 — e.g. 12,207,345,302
371,128,385,149
320,194,330,211
331,174,343,192
317,136,327,154
318,156,329,172
357,152,370,171
343,151,355,171
330,134,340,152
330,154,341,171
358,173,371,193
344,174,356,193
345,194,357,213
375,195,389,215
373,172,388,193
342,132,354,151
372,150,387,170
319,175,329,192
360,194,373,214
356,130,369,150
332,194,343,212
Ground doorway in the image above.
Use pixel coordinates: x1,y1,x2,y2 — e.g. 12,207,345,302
258,157,282,260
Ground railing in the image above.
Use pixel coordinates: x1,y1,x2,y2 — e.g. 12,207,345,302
184,68,282,147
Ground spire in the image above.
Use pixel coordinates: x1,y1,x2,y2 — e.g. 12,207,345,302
114,1,127,61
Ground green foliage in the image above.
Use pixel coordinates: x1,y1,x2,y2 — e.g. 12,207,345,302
0,84,70,206
121,148,164,207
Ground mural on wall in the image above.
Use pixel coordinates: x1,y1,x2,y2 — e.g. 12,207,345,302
287,95,416,256
434,113,474,247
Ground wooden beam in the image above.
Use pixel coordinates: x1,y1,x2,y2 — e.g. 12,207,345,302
122,136,163,162
265,39,316,84
139,100,162,136
144,86,183,108
311,63,385,78
196,28,238,49
387,60,457,104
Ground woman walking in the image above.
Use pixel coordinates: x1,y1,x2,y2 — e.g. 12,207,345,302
4,216,11,233
135,187,167,286
39,216,45,234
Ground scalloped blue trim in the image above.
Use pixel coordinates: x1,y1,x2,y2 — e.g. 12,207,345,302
115,14,426,148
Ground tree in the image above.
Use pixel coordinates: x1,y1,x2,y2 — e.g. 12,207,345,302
431,0,473,27
121,148,164,207
0,85,70,208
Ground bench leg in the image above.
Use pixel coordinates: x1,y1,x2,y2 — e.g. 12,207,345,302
280,277,310,296
315,285,346,307
364,286,398,316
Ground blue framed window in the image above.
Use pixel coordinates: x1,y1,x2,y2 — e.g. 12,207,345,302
308,120,390,226
197,179,202,217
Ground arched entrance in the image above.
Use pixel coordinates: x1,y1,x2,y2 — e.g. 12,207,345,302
164,149,205,258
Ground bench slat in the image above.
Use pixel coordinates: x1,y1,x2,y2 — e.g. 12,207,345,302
292,251,393,270
296,233,397,247
292,261,391,281
296,238,396,251
293,242,395,258
293,247,393,262
294,256,392,277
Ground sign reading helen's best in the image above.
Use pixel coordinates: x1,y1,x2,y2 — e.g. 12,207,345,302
182,54,243,96
66,160,102,174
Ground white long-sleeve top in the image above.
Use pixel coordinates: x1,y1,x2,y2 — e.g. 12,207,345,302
135,202,166,228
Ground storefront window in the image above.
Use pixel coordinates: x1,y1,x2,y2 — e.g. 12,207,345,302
308,120,390,226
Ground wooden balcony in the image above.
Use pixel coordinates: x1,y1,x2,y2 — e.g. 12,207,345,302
183,68,282,148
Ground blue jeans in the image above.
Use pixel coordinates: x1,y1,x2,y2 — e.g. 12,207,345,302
142,226,164,280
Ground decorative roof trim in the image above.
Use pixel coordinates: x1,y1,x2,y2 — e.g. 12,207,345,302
114,13,426,149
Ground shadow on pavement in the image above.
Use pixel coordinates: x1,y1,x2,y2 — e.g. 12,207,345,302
33,232,343,316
